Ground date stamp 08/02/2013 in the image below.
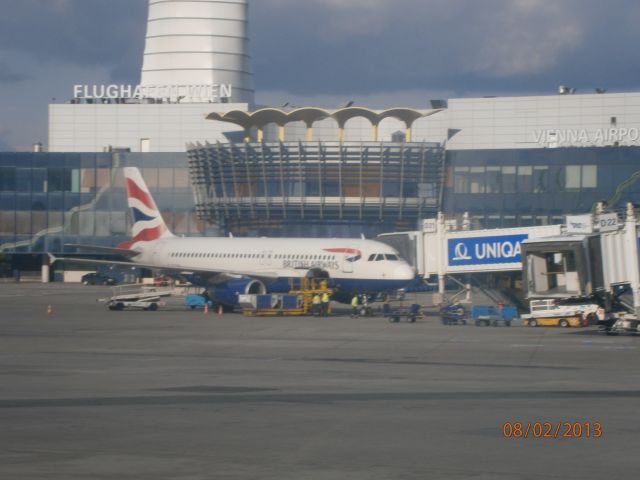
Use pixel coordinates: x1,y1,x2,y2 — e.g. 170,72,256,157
502,421,603,439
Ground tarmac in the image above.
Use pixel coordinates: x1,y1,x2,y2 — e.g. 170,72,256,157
1,283,639,479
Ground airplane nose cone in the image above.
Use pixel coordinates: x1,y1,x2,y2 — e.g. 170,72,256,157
394,264,416,281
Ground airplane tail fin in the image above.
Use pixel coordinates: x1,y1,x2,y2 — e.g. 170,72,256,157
118,167,175,249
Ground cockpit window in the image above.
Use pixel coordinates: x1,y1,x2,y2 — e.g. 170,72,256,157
368,254,376,261
385,254,398,261
375,254,384,261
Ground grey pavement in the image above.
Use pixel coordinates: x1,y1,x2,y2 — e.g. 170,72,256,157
1,283,639,479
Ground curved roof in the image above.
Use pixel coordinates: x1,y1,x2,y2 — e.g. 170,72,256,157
206,106,444,130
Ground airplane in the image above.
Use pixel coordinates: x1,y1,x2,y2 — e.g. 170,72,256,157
53,167,416,307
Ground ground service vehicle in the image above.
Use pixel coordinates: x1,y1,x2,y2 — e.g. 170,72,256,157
472,305,517,327
82,272,117,286
521,299,598,328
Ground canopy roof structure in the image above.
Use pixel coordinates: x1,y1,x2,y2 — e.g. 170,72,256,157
206,106,445,142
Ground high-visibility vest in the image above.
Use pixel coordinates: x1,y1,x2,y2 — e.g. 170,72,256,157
351,296,359,307
312,295,321,305
322,293,330,303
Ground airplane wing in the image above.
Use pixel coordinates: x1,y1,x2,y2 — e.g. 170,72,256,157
48,254,281,283
65,244,140,259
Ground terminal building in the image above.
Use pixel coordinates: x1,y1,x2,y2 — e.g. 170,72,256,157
2,0,640,278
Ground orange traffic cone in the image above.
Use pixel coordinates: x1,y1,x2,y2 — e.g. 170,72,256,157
218,304,223,316
47,304,53,316
204,303,209,315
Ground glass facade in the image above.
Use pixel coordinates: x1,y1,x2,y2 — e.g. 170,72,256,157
188,141,446,236
0,152,212,256
3,145,640,269
444,147,640,228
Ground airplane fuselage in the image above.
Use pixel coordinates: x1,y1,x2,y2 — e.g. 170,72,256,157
134,236,415,299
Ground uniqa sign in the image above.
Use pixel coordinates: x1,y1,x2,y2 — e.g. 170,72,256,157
448,234,529,267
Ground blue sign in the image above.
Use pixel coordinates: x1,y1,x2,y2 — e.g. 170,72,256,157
448,234,529,267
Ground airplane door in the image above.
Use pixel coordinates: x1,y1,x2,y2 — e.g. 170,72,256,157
342,246,357,273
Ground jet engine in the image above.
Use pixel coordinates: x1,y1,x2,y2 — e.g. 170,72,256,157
210,278,267,307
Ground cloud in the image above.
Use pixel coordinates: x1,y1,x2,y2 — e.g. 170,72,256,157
0,63,30,84
461,1,586,76
253,0,640,96
0,0,146,82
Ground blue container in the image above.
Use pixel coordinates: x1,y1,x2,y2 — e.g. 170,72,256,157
256,295,273,309
282,295,299,310
501,306,518,320
472,304,517,320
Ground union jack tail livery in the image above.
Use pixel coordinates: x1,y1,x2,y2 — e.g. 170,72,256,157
118,167,174,249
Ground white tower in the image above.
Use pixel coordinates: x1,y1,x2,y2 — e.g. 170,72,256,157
140,0,254,104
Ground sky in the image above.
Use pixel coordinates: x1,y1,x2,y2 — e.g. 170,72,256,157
1,0,640,150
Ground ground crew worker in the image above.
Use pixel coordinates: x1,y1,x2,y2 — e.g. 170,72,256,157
351,294,360,318
312,293,321,316
321,291,331,316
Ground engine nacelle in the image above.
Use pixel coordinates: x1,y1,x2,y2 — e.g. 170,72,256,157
210,278,267,307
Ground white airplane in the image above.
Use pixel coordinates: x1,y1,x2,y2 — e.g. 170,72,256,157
55,167,415,306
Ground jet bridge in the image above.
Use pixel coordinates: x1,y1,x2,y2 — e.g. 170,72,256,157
379,205,640,315
378,214,562,294
522,205,640,315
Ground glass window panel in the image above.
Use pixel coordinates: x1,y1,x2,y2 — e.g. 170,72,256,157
16,169,31,191
81,169,96,193
519,216,534,227
16,212,31,234
71,169,81,193
158,168,174,188
110,212,127,235
454,167,469,193
0,167,16,191
174,212,189,234
0,211,15,234
189,213,205,234
31,195,47,211
502,166,516,194
48,211,63,231
503,216,517,228
79,212,95,236
32,212,47,233
174,169,190,188
32,169,46,193
485,215,501,229
486,167,500,194
95,212,111,236
518,166,532,193
48,168,71,192
96,168,111,189
565,165,581,190
141,168,158,189
582,165,597,188
112,168,124,188
64,212,79,235
533,166,549,193
469,167,485,193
